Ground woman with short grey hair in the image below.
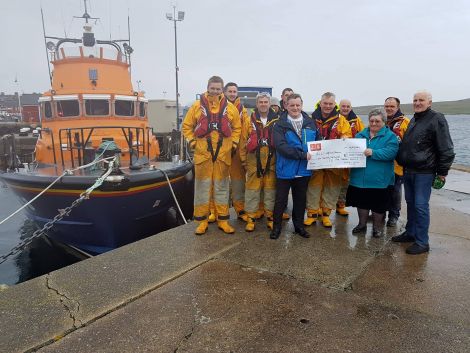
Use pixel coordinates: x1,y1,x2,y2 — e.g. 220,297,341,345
346,109,399,237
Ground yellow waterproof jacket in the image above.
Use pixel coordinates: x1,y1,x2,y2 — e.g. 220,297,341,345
182,93,241,165
387,115,410,176
231,97,250,161
341,114,365,137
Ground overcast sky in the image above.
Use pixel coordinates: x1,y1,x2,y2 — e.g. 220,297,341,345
1,0,469,110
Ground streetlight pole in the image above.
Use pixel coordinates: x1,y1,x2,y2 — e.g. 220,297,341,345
14,76,22,122
166,6,185,161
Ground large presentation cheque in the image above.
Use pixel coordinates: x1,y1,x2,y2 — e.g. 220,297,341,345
307,139,367,170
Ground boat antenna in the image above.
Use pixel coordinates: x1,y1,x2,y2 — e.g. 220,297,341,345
40,6,53,86
127,10,132,79
74,0,99,24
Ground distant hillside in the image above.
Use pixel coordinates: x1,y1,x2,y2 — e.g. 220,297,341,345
354,98,470,116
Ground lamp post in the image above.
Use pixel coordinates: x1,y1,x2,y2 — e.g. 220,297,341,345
166,7,185,162
166,6,185,131
14,76,22,122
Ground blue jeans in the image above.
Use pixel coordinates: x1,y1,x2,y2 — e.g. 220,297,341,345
388,174,403,220
404,172,434,246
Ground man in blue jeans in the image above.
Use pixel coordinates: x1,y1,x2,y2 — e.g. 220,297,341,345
395,91,455,254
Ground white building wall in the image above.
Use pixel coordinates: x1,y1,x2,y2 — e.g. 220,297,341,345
147,99,181,133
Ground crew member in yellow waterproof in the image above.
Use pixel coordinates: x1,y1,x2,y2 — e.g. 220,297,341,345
305,92,352,228
240,92,279,232
182,76,241,235
384,96,410,227
224,82,250,222
336,99,365,216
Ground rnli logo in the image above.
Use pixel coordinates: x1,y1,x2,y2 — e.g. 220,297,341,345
310,143,322,151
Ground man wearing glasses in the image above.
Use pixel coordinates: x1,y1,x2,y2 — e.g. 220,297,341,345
383,97,410,227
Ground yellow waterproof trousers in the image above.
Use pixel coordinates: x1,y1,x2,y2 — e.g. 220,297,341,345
194,159,230,221
306,169,343,212
244,153,276,218
230,149,246,214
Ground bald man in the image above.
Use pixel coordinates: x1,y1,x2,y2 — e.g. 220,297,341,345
395,91,454,254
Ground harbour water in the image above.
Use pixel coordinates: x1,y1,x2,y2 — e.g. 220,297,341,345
0,181,181,286
0,114,468,286
446,115,470,166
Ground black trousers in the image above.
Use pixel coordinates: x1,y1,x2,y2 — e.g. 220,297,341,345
273,176,310,231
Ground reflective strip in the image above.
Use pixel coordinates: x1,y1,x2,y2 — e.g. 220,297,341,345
194,215,207,221
138,97,148,102
82,94,111,100
38,96,51,102
53,95,79,101
115,95,137,101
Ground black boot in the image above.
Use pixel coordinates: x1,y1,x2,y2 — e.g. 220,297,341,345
392,231,415,243
270,228,281,239
353,208,369,234
372,212,384,238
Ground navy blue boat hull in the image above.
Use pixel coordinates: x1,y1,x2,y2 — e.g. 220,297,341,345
1,163,194,255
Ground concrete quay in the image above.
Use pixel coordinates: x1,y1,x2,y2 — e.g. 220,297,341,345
1,171,470,352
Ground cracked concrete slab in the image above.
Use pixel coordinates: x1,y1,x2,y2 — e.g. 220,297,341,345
0,276,74,353
45,224,239,324
0,223,240,353
46,274,82,329
37,260,470,353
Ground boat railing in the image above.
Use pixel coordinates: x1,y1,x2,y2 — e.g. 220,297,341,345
54,126,151,169
52,45,128,64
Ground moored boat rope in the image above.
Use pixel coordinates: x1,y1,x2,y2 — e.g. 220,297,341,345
0,157,117,265
156,168,188,225
0,156,115,226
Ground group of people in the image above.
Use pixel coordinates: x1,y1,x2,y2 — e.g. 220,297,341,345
182,76,455,255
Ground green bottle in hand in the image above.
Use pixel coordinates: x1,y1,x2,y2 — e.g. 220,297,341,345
432,176,445,190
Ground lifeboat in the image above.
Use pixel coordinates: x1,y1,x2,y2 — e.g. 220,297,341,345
0,6,194,255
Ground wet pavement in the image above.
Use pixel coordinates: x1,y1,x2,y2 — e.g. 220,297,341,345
1,179,470,352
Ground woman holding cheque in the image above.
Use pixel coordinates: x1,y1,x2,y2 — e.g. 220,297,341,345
346,109,399,237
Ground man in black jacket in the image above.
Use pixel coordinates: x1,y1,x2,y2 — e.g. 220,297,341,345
394,91,455,254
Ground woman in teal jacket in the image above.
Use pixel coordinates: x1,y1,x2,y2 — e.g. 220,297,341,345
346,109,399,237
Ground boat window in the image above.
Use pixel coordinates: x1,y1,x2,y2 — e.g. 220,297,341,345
42,102,52,119
85,99,109,116
56,100,80,117
115,100,135,117
139,102,146,117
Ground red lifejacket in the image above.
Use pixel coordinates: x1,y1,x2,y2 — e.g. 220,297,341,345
246,112,277,153
387,116,406,142
348,118,360,137
194,94,232,138
316,115,340,140
246,111,278,177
